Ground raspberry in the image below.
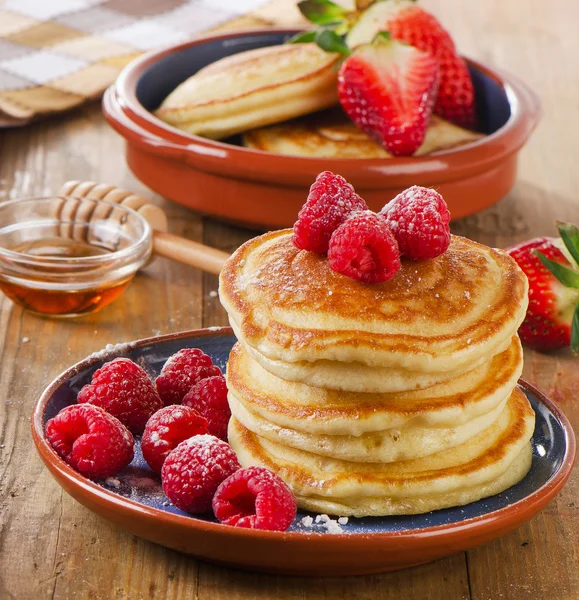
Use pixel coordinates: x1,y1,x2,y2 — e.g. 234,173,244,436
141,405,209,473
155,348,221,406
327,211,401,284
292,171,368,254
77,358,163,435
212,466,297,531
46,404,134,479
380,186,451,260
182,376,231,441
161,435,239,513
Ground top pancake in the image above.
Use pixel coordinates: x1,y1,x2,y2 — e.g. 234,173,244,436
219,230,529,376
243,109,484,158
155,44,340,139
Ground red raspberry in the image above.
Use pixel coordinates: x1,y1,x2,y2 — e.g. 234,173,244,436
141,405,209,473
161,435,239,513
77,358,163,435
212,466,297,531
327,211,401,284
292,171,368,254
155,348,221,406
380,186,451,260
182,376,231,441
46,404,134,479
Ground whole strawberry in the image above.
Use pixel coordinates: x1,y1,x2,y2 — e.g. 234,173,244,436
506,223,579,352
337,35,439,156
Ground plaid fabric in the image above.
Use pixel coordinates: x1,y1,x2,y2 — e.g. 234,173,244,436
0,0,303,127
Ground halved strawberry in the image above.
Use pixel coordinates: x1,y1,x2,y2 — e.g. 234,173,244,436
337,35,439,156
347,1,476,129
505,223,579,353
299,0,477,129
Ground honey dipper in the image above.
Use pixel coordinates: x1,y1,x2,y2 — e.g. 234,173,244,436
59,181,230,275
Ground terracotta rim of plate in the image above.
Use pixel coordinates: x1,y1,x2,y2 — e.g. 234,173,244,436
31,327,575,548
105,28,542,189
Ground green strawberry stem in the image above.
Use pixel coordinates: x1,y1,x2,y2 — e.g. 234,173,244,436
298,0,350,26
287,31,317,44
557,221,579,266
315,29,351,55
573,302,579,354
535,252,579,289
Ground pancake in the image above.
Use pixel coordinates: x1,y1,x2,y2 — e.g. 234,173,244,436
243,110,484,158
229,391,508,463
226,338,523,462
226,338,523,435
228,387,535,516
155,44,340,139
219,230,528,392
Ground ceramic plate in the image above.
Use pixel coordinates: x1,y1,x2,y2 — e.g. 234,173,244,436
32,328,575,576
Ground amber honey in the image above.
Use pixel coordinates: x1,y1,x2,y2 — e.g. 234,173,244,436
0,238,132,317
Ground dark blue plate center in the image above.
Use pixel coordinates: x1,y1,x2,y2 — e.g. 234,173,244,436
43,331,568,535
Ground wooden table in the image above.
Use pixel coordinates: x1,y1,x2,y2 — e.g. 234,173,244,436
1,0,578,598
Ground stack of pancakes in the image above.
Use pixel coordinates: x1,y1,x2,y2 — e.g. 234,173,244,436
219,231,535,517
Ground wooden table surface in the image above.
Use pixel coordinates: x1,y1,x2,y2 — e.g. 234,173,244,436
1,0,578,598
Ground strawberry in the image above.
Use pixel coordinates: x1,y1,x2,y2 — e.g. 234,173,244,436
337,35,439,156
505,223,579,353
347,1,476,129
298,0,477,129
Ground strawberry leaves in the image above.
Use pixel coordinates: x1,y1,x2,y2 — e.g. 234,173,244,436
287,30,317,44
298,0,350,27
535,253,579,289
533,221,579,353
557,221,579,266
314,29,351,55
289,27,351,55
573,303,579,353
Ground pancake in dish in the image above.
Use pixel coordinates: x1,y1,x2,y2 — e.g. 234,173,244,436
226,338,523,462
155,44,340,139
243,109,484,158
219,230,528,393
228,387,535,517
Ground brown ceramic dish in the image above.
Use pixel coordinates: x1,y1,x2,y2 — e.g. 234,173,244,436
103,29,541,229
32,328,575,577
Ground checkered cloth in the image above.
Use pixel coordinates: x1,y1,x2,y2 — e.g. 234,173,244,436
0,0,303,127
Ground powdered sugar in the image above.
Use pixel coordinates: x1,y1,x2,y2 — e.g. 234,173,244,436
298,513,349,534
86,342,133,362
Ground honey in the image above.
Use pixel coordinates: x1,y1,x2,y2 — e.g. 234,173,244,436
0,238,131,317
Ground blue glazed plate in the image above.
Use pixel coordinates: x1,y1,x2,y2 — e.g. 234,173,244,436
32,328,576,576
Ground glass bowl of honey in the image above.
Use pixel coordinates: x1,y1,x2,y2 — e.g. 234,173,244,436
0,196,152,317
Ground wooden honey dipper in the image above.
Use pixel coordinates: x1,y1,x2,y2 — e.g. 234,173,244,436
59,181,230,275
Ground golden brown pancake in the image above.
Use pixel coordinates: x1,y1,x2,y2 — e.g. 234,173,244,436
155,44,340,139
228,387,535,516
219,230,529,393
226,338,523,462
243,109,484,158
226,338,523,435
